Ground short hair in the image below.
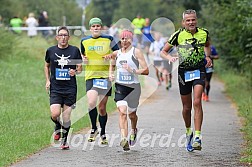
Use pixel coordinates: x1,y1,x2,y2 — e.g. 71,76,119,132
28,13,34,18
56,26,70,35
182,9,197,19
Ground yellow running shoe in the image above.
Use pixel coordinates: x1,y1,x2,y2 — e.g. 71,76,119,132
129,128,138,146
100,134,108,145
192,137,202,151
120,138,130,151
88,129,99,142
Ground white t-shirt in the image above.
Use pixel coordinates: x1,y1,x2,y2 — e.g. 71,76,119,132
149,40,164,61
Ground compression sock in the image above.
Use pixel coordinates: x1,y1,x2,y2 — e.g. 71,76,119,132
206,85,210,96
51,117,61,130
99,113,108,136
186,127,192,135
62,121,71,143
88,107,98,130
195,130,201,138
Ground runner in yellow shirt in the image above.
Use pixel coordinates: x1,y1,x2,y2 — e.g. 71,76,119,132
80,17,119,144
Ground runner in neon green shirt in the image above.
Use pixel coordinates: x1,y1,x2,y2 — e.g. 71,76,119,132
132,14,145,47
10,16,23,34
161,9,212,152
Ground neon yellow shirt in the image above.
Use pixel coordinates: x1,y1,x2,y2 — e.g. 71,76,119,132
80,35,119,80
10,18,23,33
132,18,145,34
168,27,209,70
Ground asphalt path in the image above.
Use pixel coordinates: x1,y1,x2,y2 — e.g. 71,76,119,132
11,66,245,167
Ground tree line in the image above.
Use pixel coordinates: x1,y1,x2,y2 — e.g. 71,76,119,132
85,0,251,81
203,0,251,83
0,0,251,81
0,0,83,26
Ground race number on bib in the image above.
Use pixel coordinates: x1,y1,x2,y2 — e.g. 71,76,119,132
55,68,70,80
119,72,134,82
184,69,200,82
93,79,108,89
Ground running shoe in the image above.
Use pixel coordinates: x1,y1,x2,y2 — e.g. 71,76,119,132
202,92,206,101
54,123,62,141
54,133,61,141
205,95,209,102
186,132,194,152
60,136,69,150
120,138,130,151
129,129,137,146
100,134,108,145
88,129,99,142
60,141,70,150
192,137,202,151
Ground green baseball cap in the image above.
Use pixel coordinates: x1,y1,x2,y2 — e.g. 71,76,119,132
89,17,102,27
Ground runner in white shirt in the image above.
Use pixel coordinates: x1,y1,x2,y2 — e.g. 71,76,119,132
149,32,165,86
103,30,149,151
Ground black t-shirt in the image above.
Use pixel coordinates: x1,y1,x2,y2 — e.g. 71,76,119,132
45,45,82,94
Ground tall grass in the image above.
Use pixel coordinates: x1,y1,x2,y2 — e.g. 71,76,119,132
215,60,252,163
0,33,52,166
0,32,116,167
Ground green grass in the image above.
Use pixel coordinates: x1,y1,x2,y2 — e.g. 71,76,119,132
0,35,52,166
0,33,116,167
215,60,252,163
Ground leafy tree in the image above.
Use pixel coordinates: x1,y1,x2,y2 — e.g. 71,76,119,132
84,0,201,30
0,0,82,26
236,0,252,85
201,0,252,73
85,0,119,27
112,0,156,22
182,0,201,13
153,0,185,29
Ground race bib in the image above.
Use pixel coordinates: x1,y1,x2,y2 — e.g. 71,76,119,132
93,79,108,89
184,69,200,82
55,68,70,80
119,72,134,82
206,67,214,73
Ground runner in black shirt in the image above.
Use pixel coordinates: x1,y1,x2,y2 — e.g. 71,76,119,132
44,26,82,149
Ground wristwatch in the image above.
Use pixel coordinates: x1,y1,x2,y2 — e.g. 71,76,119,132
132,69,136,74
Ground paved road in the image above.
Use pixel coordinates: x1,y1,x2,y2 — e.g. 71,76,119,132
11,67,245,167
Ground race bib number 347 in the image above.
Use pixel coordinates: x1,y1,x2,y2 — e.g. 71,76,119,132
56,68,70,80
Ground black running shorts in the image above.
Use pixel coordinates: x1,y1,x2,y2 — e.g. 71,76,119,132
114,83,141,109
50,92,76,107
178,68,206,95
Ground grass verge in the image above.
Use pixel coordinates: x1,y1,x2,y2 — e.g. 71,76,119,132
215,60,252,163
